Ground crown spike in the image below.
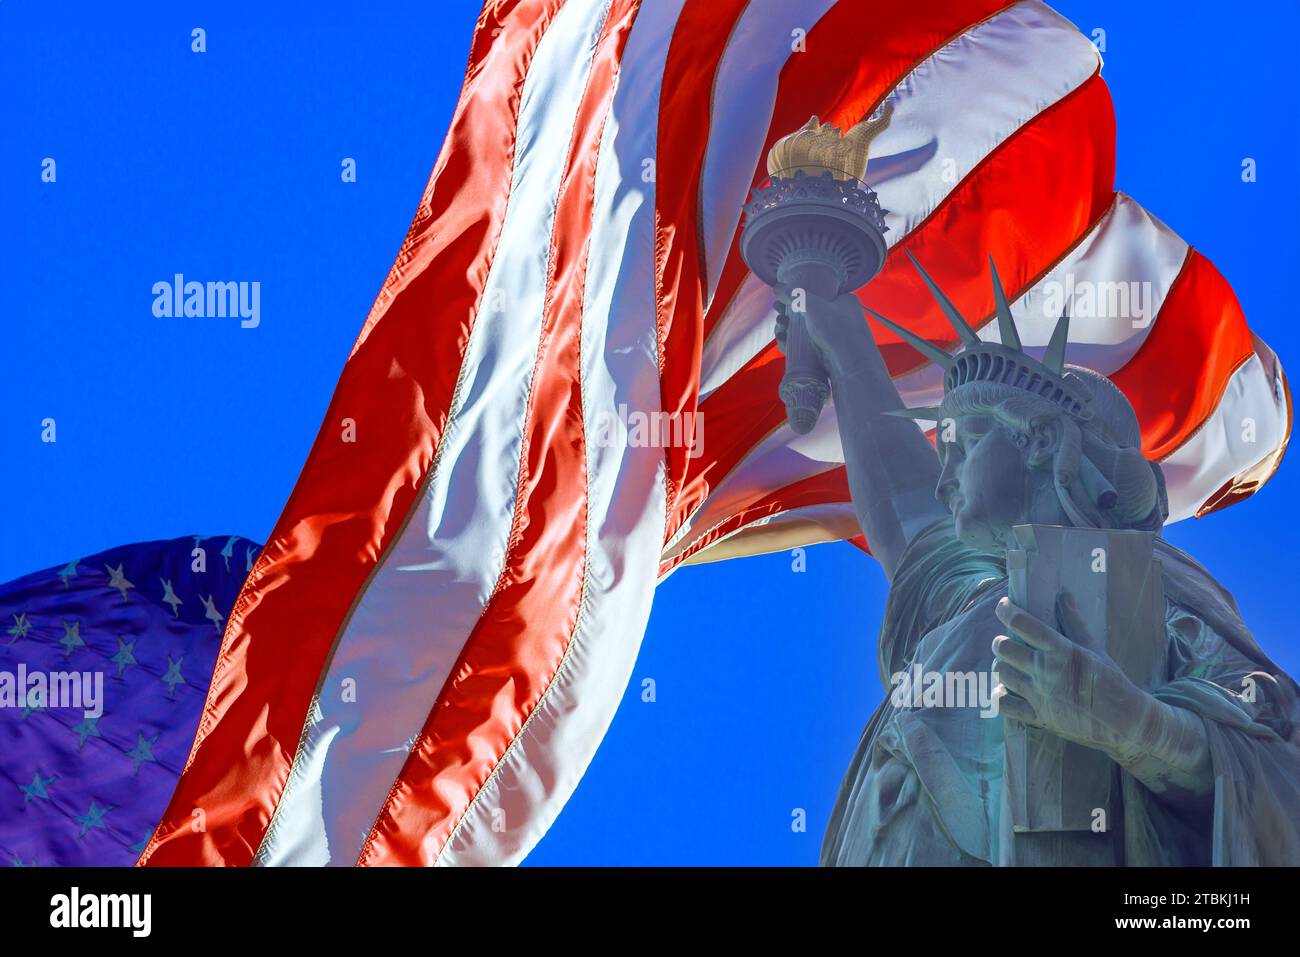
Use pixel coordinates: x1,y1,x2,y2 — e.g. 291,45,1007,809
1044,307,1071,374
865,307,953,369
905,249,979,345
987,256,1021,352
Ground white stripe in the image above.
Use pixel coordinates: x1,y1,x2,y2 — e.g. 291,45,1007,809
1161,352,1288,523
257,0,617,866
438,0,683,866
891,193,1189,407
700,276,781,398
699,0,1100,397
698,0,839,308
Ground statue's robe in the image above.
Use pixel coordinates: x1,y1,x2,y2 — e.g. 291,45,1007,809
821,517,1300,866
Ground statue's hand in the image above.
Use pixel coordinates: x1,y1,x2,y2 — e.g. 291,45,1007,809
991,593,1165,766
773,285,876,374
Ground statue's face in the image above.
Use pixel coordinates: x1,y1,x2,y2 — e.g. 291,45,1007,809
936,414,1046,550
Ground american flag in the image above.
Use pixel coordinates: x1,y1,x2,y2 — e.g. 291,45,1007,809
75,0,1284,866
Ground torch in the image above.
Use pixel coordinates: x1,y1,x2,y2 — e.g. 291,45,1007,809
740,109,893,434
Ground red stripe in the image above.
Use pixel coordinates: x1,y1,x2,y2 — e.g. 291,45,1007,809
358,0,642,867
1111,250,1256,461
652,0,750,529
670,72,1115,548
139,0,570,867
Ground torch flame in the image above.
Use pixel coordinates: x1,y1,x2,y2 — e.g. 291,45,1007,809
766,102,894,181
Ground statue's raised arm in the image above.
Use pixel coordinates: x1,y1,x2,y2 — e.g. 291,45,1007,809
772,276,948,580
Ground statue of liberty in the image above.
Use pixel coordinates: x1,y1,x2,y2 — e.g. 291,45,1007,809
771,257,1300,865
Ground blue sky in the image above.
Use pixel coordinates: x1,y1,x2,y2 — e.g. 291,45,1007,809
1,2,1296,864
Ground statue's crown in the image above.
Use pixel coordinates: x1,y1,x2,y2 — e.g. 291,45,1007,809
766,104,894,181
874,254,1166,529
873,252,1093,426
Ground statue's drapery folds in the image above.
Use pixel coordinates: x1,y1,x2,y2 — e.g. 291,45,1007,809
822,518,1300,866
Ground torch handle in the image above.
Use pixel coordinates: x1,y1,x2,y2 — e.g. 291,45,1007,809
778,261,841,435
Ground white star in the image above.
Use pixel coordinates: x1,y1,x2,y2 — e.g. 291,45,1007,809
59,620,84,657
6,612,30,645
58,560,79,587
200,594,224,631
105,563,135,601
160,578,182,617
